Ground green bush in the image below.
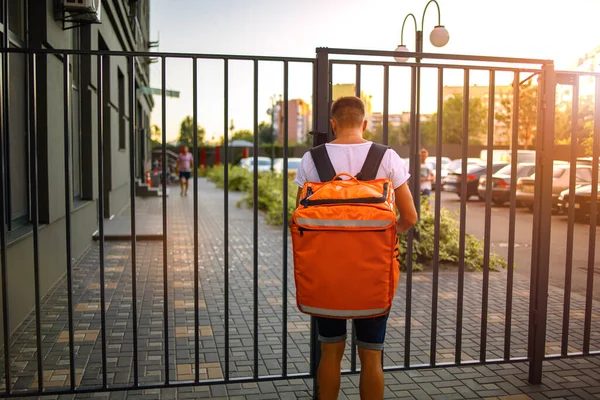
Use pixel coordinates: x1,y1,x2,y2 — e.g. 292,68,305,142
206,165,253,192
238,172,297,225
206,167,507,272
398,198,507,272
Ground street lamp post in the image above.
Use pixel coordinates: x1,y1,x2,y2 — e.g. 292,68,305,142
394,0,449,214
269,95,281,172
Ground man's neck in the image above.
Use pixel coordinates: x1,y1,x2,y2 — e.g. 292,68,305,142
330,130,367,144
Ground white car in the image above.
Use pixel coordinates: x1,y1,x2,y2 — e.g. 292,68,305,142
239,157,272,172
273,157,302,175
426,156,452,186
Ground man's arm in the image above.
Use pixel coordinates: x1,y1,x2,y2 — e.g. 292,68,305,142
394,183,418,233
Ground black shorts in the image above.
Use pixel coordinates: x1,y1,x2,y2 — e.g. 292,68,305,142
316,313,389,351
179,171,191,180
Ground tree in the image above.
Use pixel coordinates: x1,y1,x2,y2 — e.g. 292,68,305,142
150,124,162,148
440,94,488,145
258,121,274,144
177,116,205,147
496,80,537,149
231,129,254,143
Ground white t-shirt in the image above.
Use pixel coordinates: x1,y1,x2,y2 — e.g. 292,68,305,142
294,142,410,189
420,162,434,191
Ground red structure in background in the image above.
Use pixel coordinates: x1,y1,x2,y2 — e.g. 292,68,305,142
242,148,249,159
215,147,220,165
200,147,207,167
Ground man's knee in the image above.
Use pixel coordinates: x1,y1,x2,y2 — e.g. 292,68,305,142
358,347,382,365
321,341,345,359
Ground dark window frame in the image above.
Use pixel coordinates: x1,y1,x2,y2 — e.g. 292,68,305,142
1,0,30,232
118,68,125,150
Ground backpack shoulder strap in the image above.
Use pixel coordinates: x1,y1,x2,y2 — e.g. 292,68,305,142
309,144,336,182
356,143,390,181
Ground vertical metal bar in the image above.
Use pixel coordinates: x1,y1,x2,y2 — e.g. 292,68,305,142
355,63,361,98
583,76,600,354
504,73,519,360
383,65,389,146
528,64,555,384
161,56,169,385
192,57,200,383
128,55,139,386
28,52,43,393
63,53,76,390
311,48,329,398
480,71,496,363
430,67,443,367
350,66,360,373
404,65,417,368
2,0,11,232
0,29,11,399
456,69,469,365
282,60,289,377
561,78,579,356
96,54,108,388
253,58,259,380
223,59,230,381
314,48,331,146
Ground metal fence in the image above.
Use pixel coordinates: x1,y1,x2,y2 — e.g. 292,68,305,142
0,45,598,398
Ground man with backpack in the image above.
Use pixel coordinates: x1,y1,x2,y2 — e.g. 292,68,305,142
293,96,418,399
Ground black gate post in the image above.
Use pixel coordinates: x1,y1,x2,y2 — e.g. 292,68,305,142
528,63,555,384
309,47,332,399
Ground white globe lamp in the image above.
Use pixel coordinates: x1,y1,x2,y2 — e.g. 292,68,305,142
394,44,410,62
430,25,449,47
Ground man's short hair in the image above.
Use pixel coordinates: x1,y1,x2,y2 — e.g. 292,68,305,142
331,96,365,128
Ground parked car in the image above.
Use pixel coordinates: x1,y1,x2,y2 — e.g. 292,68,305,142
480,149,536,164
576,157,599,167
443,162,509,200
441,158,484,187
272,157,302,175
516,163,593,211
477,163,536,206
239,156,272,172
558,184,600,222
426,156,451,188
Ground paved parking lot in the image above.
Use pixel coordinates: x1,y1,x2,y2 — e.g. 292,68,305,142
3,178,600,399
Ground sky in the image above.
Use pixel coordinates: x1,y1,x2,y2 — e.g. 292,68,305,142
148,0,600,143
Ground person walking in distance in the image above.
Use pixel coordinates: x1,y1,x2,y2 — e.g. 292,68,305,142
420,148,434,197
176,146,193,196
294,96,418,400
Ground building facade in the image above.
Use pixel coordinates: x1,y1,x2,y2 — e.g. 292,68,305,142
274,99,311,145
0,0,153,341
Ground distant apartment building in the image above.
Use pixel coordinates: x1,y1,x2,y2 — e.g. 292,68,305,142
273,99,311,145
332,83,373,128
443,84,513,145
370,112,432,130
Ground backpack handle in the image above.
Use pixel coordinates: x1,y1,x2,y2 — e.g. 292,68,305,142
331,172,359,183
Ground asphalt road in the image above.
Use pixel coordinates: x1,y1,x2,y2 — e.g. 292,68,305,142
437,190,600,301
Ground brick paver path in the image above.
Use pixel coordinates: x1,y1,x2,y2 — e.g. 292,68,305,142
3,178,600,399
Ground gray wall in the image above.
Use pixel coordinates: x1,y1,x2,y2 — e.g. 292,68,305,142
0,0,152,345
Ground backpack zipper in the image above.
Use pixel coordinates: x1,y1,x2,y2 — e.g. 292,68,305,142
300,186,313,208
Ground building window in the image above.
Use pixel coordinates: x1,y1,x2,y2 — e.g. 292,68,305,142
1,0,29,230
71,29,82,199
118,69,125,150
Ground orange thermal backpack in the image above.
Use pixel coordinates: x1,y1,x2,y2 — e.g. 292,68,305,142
291,143,400,319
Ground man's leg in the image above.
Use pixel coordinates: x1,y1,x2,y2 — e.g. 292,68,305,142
185,174,190,195
357,347,384,399
315,317,346,400
354,314,389,400
318,341,345,400
179,174,184,195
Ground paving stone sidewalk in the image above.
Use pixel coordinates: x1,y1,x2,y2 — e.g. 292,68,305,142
3,178,600,399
